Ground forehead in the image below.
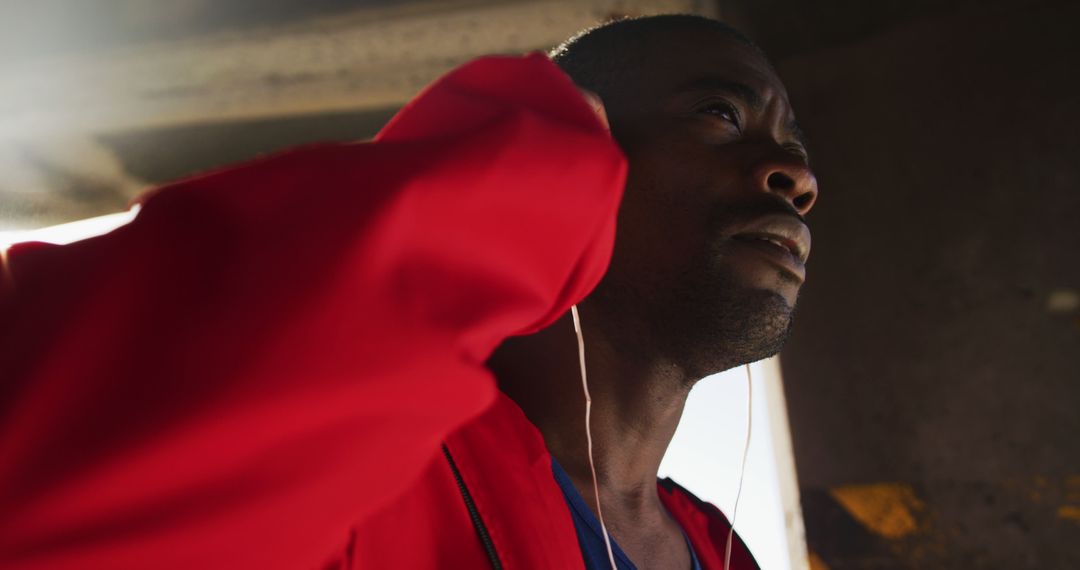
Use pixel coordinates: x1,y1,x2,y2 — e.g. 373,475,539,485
630,28,790,108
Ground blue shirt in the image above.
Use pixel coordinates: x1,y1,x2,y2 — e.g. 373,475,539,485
551,458,702,570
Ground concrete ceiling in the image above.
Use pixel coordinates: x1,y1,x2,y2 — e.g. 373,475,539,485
0,0,717,229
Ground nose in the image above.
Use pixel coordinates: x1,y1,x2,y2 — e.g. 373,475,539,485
753,156,818,216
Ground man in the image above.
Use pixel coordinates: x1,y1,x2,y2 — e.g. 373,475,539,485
0,14,814,570
492,16,816,570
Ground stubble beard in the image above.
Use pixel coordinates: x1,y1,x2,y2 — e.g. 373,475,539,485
589,256,796,383
648,254,796,381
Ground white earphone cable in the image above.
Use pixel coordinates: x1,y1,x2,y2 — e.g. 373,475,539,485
570,304,618,570
724,363,754,570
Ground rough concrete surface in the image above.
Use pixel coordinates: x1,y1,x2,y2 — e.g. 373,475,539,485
769,1,1080,567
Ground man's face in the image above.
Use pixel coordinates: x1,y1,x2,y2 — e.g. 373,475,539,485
586,28,818,379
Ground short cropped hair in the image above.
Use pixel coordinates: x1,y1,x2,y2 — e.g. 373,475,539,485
549,15,761,107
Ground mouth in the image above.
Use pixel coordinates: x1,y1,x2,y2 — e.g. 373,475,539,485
731,232,805,262
728,213,812,281
729,213,811,263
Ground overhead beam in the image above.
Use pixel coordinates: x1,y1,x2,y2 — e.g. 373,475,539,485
0,0,715,138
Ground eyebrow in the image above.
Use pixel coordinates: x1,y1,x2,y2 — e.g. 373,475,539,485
677,75,810,152
677,76,765,111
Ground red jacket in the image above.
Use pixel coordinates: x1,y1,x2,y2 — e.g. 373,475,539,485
0,54,757,569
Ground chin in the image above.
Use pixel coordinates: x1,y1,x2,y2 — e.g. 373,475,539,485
660,281,796,381
585,258,798,380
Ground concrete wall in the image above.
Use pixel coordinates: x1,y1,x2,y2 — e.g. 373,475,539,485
738,1,1080,567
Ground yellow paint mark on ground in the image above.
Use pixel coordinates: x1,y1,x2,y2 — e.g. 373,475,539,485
808,551,831,570
1066,475,1080,501
1059,506,1080,523
829,483,925,540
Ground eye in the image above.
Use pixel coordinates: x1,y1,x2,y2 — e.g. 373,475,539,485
696,100,742,130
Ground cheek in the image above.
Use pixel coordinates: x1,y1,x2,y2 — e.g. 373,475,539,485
608,169,713,280
608,131,747,278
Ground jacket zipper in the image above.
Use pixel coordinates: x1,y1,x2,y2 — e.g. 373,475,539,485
442,444,504,569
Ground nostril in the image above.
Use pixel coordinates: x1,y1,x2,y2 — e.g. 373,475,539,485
793,192,813,210
766,171,794,191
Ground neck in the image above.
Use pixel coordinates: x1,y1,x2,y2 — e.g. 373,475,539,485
489,304,694,515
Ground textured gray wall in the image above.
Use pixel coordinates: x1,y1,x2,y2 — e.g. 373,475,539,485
752,1,1080,567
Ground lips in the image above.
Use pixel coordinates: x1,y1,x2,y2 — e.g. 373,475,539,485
729,213,812,264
